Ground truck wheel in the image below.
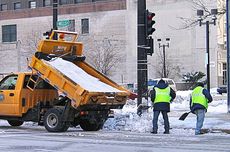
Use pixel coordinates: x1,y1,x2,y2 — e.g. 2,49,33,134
7,120,24,127
44,108,69,132
80,119,103,131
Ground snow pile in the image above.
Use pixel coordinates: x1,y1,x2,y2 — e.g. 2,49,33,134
46,58,123,92
208,88,228,113
171,90,191,110
104,90,229,134
104,101,153,133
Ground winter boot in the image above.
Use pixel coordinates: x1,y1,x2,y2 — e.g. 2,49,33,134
151,128,157,134
163,131,169,134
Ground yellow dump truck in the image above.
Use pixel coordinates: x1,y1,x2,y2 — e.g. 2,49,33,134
0,30,134,132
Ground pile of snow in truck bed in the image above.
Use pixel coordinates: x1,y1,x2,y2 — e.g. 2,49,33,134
46,58,123,93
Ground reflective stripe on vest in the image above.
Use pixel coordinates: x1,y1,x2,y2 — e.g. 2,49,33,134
154,87,171,103
192,86,208,109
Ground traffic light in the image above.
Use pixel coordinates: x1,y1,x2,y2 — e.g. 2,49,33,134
145,10,155,37
146,37,154,56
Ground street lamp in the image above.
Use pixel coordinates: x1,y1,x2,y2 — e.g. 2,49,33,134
197,9,217,92
157,38,170,78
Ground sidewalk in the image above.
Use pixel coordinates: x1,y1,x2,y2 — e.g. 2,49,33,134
169,111,230,134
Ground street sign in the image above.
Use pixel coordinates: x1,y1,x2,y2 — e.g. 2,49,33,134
57,20,70,28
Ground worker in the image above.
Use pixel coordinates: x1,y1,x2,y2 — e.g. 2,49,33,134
190,82,212,135
150,79,176,134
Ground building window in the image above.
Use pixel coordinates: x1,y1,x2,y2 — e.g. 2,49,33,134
223,63,227,85
68,20,75,32
60,0,68,5
2,25,17,43
81,19,89,34
43,0,51,7
75,0,84,3
29,1,36,9
14,2,21,10
0,4,7,11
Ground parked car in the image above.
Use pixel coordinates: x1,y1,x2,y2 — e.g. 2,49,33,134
217,85,227,94
148,78,177,92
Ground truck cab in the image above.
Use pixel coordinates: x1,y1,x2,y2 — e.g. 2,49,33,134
0,73,58,126
0,30,131,132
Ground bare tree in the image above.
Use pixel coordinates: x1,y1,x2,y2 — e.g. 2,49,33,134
14,30,44,71
20,28,125,77
80,36,125,76
153,50,182,79
174,0,225,29
22,29,43,57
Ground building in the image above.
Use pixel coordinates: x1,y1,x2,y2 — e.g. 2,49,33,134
217,0,227,87
0,0,219,88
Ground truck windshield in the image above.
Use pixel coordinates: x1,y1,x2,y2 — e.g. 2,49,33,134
0,75,18,90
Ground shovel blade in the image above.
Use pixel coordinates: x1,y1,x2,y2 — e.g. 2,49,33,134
179,112,190,121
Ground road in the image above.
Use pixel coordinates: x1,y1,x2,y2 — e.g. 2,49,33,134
0,123,229,152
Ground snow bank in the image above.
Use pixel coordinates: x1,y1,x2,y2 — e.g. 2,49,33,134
104,90,229,134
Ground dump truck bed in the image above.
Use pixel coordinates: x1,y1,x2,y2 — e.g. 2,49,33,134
29,56,129,109
28,30,131,109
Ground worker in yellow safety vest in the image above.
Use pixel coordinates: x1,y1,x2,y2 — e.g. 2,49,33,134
150,79,176,134
190,82,212,135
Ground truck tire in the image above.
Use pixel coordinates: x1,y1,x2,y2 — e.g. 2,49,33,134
7,120,24,127
44,108,70,132
79,119,103,131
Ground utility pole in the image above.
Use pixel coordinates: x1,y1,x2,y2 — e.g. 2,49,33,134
163,45,166,78
157,38,170,78
53,0,58,40
227,0,230,113
197,9,217,92
137,0,147,115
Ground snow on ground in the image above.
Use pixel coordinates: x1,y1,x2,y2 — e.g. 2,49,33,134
104,89,230,134
0,88,228,135
37,57,229,134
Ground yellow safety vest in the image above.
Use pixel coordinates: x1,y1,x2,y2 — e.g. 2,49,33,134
192,86,208,109
154,87,171,103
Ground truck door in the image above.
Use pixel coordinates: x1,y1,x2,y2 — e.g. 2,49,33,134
0,75,18,115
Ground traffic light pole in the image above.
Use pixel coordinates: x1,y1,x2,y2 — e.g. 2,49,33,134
53,0,58,40
137,0,147,115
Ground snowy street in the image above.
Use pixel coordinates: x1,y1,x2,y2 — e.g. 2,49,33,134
0,124,229,152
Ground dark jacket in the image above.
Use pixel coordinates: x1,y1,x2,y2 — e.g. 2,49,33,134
190,86,213,113
150,80,176,112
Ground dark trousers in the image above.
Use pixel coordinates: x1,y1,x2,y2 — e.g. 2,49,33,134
152,110,169,132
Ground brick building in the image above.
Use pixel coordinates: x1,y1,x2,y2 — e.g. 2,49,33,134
0,0,219,88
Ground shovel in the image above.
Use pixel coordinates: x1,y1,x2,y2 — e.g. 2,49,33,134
179,111,191,121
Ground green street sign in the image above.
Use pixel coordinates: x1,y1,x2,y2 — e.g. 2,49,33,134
57,20,70,28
